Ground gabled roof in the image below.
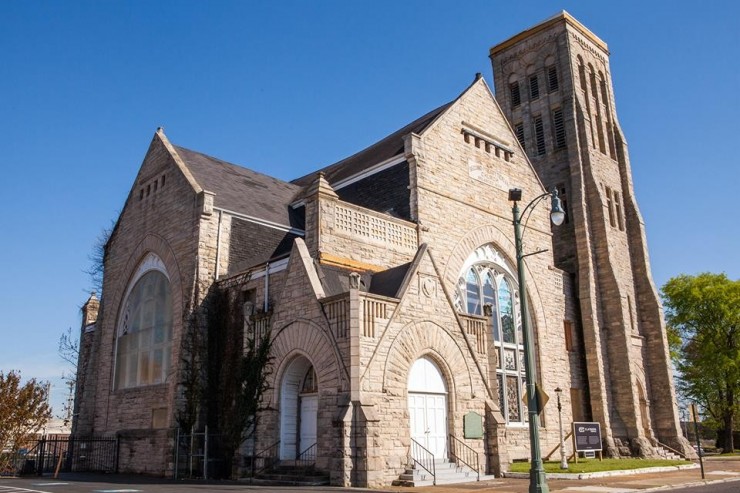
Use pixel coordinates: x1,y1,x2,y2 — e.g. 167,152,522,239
291,101,452,188
175,145,303,228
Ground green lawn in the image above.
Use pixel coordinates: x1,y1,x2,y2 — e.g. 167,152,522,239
509,458,691,474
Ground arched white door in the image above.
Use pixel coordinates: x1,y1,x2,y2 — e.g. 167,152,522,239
408,357,448,458
280,356,318,459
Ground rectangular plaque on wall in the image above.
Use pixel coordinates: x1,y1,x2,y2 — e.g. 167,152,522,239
464,411,484,439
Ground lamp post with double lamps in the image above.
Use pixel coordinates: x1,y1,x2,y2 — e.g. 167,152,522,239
508,187,565,493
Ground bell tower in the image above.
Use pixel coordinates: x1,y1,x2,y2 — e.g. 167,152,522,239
489,11,692,458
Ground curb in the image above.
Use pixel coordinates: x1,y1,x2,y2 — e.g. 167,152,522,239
504,463,699,480
641,476,740,491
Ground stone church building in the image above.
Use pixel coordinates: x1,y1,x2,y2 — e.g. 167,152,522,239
73,12,693,486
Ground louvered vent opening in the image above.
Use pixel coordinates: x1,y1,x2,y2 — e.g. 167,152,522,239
510,82,521,108
553,108,566,148
514,123,525,150
529,75,540,100
547,65,559,92
534,116,546,155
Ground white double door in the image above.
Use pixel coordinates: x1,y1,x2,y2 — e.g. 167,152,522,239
298,394,318,453
408,392,447,458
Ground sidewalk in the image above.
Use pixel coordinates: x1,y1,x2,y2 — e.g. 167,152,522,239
396,458,740,493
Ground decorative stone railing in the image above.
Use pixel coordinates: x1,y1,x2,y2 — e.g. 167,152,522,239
333,202,417,253
460,314,487,355
323,296,350,339
362,297,390,338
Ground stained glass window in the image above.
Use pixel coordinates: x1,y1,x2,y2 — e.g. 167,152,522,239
116,268,172,389
455,244,530,424
466,268,482,315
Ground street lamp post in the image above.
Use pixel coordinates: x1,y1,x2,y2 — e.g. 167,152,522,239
508,187,565,493
555,387,568,470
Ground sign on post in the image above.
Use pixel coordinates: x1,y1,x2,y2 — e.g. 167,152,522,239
572,422,602,462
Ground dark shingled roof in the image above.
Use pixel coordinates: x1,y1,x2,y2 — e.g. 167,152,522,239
291,101,452,188
313,262,411,299
368,262,411,298
175,145,303,228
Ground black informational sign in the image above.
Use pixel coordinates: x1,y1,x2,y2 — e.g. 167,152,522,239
573,422,602,452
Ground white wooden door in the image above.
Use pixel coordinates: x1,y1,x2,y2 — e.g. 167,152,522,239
408,392,447,458
407,357,448,459
299,394,318,453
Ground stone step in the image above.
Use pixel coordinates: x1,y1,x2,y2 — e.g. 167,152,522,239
393,460,489,487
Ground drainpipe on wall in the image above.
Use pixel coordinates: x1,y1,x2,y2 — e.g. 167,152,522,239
264,261,270,312
214,210,223,280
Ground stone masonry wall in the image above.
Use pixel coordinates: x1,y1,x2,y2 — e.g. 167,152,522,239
78,131,201,476
408,78,572,459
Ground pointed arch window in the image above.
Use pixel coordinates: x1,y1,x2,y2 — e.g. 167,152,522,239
454,245,529,424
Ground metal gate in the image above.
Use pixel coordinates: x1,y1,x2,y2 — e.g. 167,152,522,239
6,435,118,476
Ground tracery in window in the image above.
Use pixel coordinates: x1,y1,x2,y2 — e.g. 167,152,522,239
115,258,172,389
301,365,317,393
454,244,529,424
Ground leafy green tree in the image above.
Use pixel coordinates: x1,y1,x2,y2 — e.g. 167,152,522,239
662,273,739,452
0,371,52,473
207,289,273,478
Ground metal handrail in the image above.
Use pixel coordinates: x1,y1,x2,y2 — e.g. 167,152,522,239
296,442,317,469
410,438,436,485
251,440,280,477
655,440,688,460
448,434,480,481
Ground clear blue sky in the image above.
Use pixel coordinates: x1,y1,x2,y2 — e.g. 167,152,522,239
1,1,738,416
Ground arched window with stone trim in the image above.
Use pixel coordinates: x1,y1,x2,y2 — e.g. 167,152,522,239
115,253,173,389
454,244,529,424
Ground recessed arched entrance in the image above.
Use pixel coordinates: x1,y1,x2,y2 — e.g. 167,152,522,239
407,356,448,458
280,355,318,460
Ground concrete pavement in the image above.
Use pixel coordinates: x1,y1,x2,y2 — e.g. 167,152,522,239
398,457,740,493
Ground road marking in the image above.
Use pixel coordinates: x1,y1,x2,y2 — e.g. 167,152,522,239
0,485,54,493
31,484,68,487
93,490,142,493
709,470,740,475
560,488,639,493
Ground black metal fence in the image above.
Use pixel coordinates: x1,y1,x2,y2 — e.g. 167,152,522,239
174,427,228,479
0,435,118,477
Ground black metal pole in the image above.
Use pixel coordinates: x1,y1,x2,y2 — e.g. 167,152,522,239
691,404,705,479
513,200,549,493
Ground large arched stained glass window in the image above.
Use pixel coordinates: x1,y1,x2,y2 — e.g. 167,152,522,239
454,244,528,424
115,266,172,389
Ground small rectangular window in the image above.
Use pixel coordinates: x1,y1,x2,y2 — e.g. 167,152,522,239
571,388,585,422
533,116,546,156
510,82,521,108
514,123,525,150
529,75,540,100
596,115,606,154
564,320,574,352
547,65,559,92
557,184,569,224
553,108,566,149
614,191,624,230
606,186,616,227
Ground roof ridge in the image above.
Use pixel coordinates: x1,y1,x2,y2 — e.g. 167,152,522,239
173,144,300,189
290,100,453,187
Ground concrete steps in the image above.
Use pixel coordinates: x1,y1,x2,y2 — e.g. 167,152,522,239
655,444,683,461
393,458,488,487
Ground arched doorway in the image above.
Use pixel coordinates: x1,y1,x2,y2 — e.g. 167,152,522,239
280,355,318,460
408,356,448,458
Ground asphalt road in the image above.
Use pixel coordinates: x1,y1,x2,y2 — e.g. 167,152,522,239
1,458,739,493
0,478,376,493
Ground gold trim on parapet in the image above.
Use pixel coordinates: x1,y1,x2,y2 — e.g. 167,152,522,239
319,253,386,273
